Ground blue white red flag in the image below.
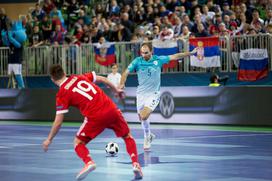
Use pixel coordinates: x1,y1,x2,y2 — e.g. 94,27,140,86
94,43,116,66
152,39,179,68
189,37,221,68
238,48,269,81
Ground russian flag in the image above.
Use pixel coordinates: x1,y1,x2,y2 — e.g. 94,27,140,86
189,37,221,68
94,43,116,66
238,48,269,81
152,39,179,69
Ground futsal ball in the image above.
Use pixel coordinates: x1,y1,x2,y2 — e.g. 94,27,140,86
105,142,119,156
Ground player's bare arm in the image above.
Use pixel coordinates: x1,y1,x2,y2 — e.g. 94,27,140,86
96,75,124,96
169,47,198,60
42,113,64,152
119,69,129,89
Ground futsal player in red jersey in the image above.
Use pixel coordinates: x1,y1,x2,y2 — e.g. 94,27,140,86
42,64,143,180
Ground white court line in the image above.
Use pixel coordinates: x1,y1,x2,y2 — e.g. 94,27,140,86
173,133,272,140
0,135,73,140
161,154,272,161
0,142,71,149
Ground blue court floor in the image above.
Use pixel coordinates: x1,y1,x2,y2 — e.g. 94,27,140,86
0,122,272,181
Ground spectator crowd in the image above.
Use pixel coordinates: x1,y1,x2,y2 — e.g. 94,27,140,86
1,0,272,48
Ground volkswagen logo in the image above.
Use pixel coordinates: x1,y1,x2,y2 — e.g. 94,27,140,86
159,92,175,118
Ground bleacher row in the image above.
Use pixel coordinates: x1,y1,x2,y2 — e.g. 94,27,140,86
1,0,272,47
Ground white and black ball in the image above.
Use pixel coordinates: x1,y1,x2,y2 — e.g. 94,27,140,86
105,142,119,156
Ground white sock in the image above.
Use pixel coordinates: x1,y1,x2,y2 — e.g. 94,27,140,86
141,119,150,138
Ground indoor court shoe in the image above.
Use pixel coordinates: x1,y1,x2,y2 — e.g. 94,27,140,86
143,133,156,150
133,162,143,180
76,161,96,181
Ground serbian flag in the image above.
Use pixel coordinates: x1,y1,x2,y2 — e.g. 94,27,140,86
152,39,179,68
238,48,269,81
94,43,116,66
189,37,221,68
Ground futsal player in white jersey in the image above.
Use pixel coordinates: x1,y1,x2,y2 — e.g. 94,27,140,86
119,42,197,150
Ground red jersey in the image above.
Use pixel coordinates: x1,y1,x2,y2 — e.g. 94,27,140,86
55,71,116,119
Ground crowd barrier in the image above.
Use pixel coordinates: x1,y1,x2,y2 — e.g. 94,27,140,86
0,34,271,76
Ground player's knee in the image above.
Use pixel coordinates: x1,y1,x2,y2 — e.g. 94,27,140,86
139,112,149,121
122,133,132,139
139,107,152,121
73,137,86,147
140,115,148,121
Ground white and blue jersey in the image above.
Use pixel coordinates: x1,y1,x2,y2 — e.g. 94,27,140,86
127,55,170,112
127,55,170,95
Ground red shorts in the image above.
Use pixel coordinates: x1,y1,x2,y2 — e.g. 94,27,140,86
76,109,130,143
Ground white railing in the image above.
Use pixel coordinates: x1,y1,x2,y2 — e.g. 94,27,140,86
229,34,272,71
0,34,271,76
0,47,9,76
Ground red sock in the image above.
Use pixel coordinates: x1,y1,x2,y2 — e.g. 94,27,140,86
75,143,92,164
124,136,139,164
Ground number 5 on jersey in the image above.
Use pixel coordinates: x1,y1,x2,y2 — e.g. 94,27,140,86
72,80,97,101
148,68,151,77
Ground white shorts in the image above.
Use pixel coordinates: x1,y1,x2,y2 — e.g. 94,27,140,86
8,64,22,75
136,91,160,113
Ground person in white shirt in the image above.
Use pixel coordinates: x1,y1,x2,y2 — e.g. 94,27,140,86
107,63,121,88
107,63,124,110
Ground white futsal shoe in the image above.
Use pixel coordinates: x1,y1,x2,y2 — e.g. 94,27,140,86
76,161,96,181
143,133,156,150
133,162,143,180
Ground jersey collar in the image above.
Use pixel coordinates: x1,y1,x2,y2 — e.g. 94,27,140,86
59,77,68,87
